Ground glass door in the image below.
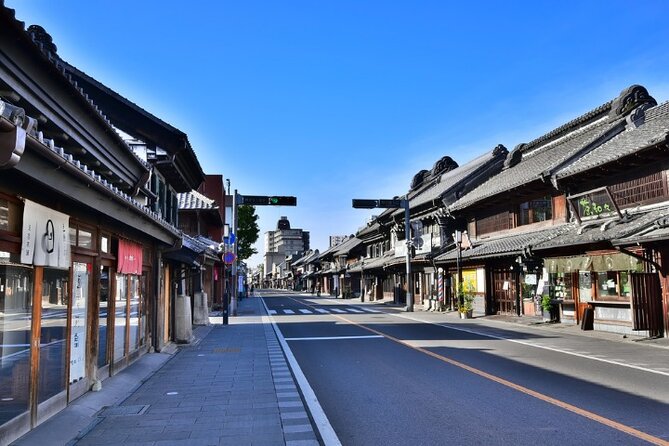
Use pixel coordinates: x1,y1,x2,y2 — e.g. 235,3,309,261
37,268,68,407
97,264,111,373
113,274,127,365
0,260,33,427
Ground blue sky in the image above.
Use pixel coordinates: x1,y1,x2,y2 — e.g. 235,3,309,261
7,0,669,269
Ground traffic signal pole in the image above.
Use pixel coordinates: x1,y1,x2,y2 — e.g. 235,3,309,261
352,198,412,312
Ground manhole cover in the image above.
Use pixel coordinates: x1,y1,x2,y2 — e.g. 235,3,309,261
100,405,149,416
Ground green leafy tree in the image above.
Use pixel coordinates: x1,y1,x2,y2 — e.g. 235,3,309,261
237,204,259,261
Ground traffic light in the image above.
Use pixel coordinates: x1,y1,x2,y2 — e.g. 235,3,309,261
240,195,297,206
268,196,297,206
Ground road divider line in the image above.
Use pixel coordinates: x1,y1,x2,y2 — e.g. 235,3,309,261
285,335,384,341
392,313,669,378
329,311,669,446
261,298,342,446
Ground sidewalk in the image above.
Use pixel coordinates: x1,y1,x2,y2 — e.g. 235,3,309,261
12,296,319,446
334,293,669,350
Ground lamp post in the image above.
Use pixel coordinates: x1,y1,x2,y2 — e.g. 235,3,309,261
360,258,365,302
454,230,463,309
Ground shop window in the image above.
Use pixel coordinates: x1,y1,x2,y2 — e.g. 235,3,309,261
101,234,110,254
38,268,68,404
549,273,572,300
595,271,631,301
113,274,127,362
70,224,97,251
98,266,110,368
0,257,33,425
0,197,21,234
519,196,552,226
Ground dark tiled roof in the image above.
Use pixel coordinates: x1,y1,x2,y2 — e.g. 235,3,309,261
178,190,216,210
554,101,669,179
392,148,506,216
535,205,669,250
332,237,363,257
450,115,621,211
436,225,573,262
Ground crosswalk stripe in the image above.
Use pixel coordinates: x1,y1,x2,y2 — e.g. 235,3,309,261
284,309,295,315
358,307,381,313
299,309,312,314
269,310,277,315
329,308,345,313
315,309,329,314
347,308,364,313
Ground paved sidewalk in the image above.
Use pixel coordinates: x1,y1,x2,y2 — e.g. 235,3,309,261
12,296,319,446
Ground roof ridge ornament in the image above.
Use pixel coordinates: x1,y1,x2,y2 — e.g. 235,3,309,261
609,84,657,121
27,25,58,54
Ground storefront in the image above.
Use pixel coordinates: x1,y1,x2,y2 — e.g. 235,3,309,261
543,252,651,335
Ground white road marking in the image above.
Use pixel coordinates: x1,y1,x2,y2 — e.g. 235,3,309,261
315,309,329,313
357,307,381,313
347,308,364,313
285,335,384,341
261,299,342,446
283,309,295,315
392,313,669,378
329,308,345,313
268,310,277,315
299,309,313,314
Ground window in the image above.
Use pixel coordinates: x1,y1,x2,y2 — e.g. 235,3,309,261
70,224,97,251
595,271,631,301
610,171,668,208
476,210,513,235
0,197,20,234
519,196,552,226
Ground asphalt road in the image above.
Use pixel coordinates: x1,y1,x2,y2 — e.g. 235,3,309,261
261,290,669,446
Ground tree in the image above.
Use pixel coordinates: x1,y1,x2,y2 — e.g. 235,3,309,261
237,204,259,261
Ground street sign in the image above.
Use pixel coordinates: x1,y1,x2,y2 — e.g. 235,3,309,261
352,198,404,209
223,252,236,264
241,195,297,206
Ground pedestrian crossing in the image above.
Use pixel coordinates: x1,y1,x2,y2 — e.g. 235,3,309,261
267,306,382,316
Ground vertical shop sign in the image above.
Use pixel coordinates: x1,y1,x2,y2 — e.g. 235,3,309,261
70,262,88,382
21,199,70,267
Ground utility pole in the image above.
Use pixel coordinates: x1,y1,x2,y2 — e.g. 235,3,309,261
231,189,238,316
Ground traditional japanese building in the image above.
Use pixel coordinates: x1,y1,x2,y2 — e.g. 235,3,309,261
0,6,205,443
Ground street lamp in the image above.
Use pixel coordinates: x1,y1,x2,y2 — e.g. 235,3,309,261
360,258,365,302
454,230,463,309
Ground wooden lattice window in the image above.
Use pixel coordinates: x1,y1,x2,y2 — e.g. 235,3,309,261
476,210,513,236
609,171,668,208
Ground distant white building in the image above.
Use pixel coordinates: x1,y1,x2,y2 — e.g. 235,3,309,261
264,216,309,278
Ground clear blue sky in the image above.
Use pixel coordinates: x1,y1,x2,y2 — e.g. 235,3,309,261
7,0,669,269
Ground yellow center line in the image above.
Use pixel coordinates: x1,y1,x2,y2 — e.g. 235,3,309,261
285,297,669,446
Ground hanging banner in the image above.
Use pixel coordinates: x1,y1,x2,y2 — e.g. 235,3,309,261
21,199,70,268
118,239,143,275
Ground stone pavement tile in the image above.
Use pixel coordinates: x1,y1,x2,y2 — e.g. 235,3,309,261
283,430,319,442
188,428,223,439
285,440,320,446
280,411,309,420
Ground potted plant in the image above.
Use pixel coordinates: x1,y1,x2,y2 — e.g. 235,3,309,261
540,295,554,322
458,287,475,319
